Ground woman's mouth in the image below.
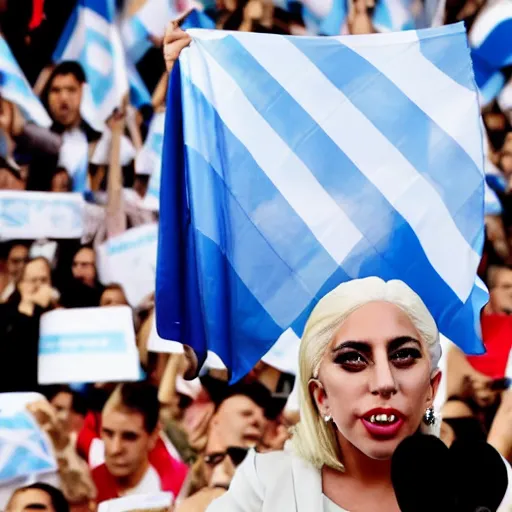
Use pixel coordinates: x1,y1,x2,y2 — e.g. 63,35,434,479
361,409,404,439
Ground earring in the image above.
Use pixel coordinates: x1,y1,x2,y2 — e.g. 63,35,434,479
323,414,332,423
423,407,436,426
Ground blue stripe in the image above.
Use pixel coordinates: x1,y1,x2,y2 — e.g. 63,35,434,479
82,0,115,21
193,36,486,355
182,76,340,323
202,34,482,248
39,332,126,355
125,17,152,63
289,34,484,247
53,5,79,60
418,22,476,92
194,230,285,383
156,62,210,372
473,18,512,69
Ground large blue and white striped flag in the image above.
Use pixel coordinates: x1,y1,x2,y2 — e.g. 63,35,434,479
0,38,51,127
53,0,128,129
469,0,512,107
156,23,488,382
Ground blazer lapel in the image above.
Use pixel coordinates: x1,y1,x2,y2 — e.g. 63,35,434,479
291,454,323,512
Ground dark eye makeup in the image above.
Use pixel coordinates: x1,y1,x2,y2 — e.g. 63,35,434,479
333,342,423,372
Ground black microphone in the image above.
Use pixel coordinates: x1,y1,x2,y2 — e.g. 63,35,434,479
391,434,454,512
450,440,509,512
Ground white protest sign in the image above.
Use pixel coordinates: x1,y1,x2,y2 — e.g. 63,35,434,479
261,327,300,376
97,224,158,307
0,393,46,414
98,492,173,512
38,306,140,385
0,191,85,240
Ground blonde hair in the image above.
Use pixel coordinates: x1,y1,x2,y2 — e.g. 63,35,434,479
291,277,441,471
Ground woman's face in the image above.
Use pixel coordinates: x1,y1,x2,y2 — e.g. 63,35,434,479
312,301,440,461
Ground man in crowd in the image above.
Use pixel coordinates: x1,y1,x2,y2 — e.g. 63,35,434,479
60,246,104,308
91,382,188,504
484,264,512,315
28,61,101,191
0,241,29,302
6,483,68,512
100,284,129,307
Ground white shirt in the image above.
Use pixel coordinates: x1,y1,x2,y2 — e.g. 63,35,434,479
122,466,161,496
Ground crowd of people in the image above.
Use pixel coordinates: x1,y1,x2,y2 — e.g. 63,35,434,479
0,0,511,510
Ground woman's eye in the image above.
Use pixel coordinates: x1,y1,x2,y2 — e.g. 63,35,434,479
391,348,421,366
335,352,368,371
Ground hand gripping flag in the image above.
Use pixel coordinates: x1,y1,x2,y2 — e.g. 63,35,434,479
156,23,488,383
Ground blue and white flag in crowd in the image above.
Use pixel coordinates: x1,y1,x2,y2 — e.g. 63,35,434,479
469,0,512,107
122,0,178,63
0,38,51,127
0,411,57,484
53,0,128,129
156,23,487,382
138,111,165,211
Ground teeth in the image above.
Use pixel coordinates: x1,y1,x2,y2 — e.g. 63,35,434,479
368,414,396,424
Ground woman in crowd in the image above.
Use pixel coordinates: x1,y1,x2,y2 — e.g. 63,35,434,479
203,277,512,511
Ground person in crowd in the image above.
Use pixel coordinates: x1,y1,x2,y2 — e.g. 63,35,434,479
91,382,188,504
49,167,72,192
100,284,129,307
0,156,24,190
484,264,512,315
0,241,29,302
204,277,511,511
59,246,104,308
28,61,102,191
6,483,68,512
0,257,58,391
43,385,88,437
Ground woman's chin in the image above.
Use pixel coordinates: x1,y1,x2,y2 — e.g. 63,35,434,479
357,437,403,461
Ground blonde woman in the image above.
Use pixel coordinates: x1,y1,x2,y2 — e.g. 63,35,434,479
204,277,512,511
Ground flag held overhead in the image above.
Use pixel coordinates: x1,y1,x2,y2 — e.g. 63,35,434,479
156,23,487,383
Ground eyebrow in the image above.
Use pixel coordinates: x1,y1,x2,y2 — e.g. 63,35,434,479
332,336,421,354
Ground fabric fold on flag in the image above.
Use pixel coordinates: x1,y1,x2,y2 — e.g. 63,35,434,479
156,23,488,383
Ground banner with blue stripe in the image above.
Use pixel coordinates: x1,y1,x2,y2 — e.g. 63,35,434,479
156,23,487,382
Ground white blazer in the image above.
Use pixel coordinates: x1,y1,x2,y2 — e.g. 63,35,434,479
207,448,512,512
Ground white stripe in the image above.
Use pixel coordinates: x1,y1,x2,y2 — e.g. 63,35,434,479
181,41,364,266
469,0,512,48
341,32,484,170
235,34,480,301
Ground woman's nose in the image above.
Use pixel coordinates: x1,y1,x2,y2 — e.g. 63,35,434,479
370,359,398,397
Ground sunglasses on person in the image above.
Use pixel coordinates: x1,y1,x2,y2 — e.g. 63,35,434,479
204,446,249,467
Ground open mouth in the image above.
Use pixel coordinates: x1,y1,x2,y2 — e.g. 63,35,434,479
361,409,404,438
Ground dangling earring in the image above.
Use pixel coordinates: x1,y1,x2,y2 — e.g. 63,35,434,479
423,407,435,426
324,414,332,423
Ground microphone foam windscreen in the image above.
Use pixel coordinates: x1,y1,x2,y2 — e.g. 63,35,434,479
391,434,453,512
449,440,509,512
